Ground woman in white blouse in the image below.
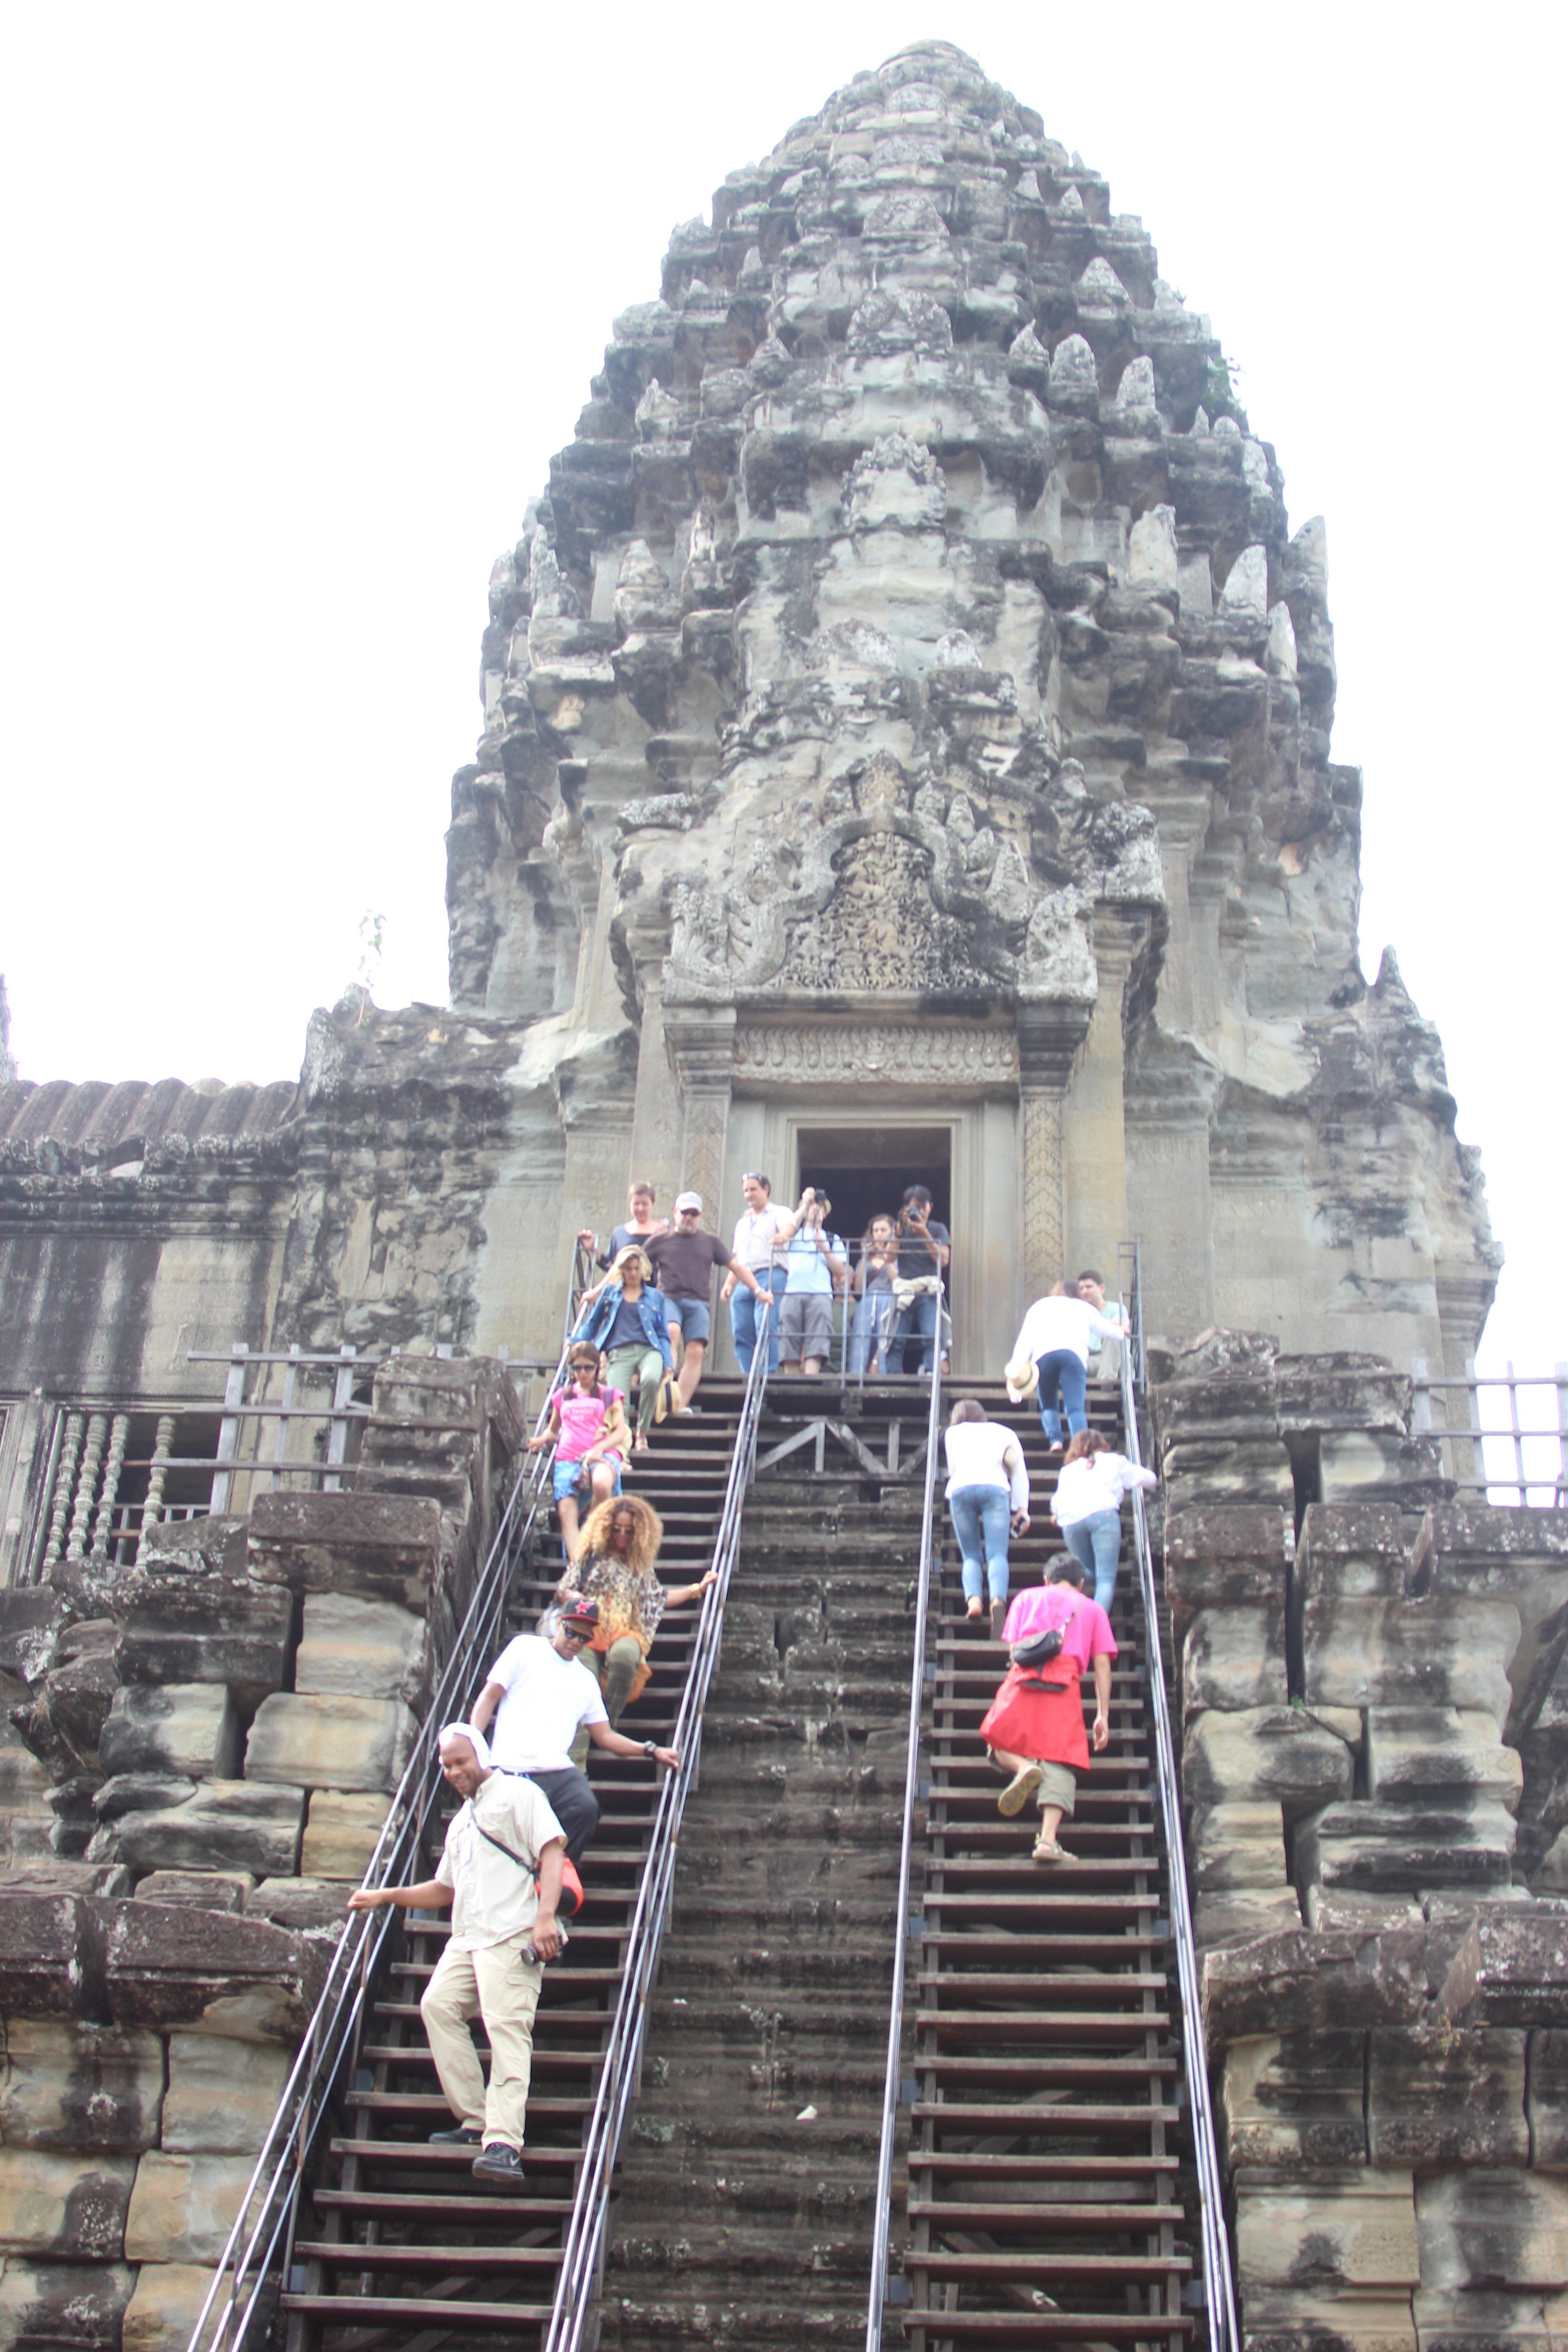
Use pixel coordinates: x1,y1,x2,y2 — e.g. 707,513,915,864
1049,1430,1156,1613
944,1399,1031,1640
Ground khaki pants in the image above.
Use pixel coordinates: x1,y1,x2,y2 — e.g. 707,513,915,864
420,1932,542,2151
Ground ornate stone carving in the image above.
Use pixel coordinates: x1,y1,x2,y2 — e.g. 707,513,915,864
734,1026,1019,1086
1021,1088,1066,1294
661,754,1137,1009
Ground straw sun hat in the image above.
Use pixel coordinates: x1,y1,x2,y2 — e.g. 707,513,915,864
1004,1355,1039,1404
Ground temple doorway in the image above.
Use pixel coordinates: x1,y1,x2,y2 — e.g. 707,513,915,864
795,1126,953,1371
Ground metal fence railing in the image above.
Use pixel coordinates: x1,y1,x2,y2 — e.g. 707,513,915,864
862,1284,946,2347
186,1316,582,2352
1117,1239,1240,2352
543,1293,774,2349
1411,1357,1568,1507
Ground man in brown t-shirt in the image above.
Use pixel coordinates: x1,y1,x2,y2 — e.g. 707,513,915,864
646,1192,763,1409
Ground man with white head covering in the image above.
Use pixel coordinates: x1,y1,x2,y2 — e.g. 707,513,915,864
347,1721,565,2187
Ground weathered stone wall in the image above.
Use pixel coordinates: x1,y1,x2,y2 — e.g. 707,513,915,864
0,1357,520,2352
1156,1343,1568,2352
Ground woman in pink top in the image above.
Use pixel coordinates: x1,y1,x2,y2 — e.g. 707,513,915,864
979,1557,1117,1865
527,1342,629,1560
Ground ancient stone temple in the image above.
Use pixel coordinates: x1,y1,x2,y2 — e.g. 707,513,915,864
0,39,1560,2352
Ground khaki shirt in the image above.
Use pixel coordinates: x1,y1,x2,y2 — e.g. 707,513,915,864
435,1772,566,1951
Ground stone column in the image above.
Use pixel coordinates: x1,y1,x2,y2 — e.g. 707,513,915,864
627,979,684,1204
1016,1006,1092,1301
1065,911,1146,1272
663,1002,737,1217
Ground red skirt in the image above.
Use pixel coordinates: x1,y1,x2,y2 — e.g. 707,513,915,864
979,1662,1088,1772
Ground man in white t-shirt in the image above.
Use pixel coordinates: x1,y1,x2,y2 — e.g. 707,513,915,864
469,1598,681,1867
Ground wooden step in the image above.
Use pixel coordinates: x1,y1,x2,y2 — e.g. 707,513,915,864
279,2295,552,2328
294,2241,562,2272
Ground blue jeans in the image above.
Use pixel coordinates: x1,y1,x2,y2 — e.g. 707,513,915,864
950,1484,1012,1607
1063,1509,1122,1612
1036,1348,1087,1445
893,1287,940,1375
848,1289,894,1377
731,1267,786,1375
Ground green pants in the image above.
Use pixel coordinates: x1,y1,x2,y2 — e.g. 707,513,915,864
606,1343,665,1435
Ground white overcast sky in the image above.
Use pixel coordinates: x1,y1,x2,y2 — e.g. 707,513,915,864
1,3,1563,1382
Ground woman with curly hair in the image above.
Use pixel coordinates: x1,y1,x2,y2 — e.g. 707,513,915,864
554,1493,718,1721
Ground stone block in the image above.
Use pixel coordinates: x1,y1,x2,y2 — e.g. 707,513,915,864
103,1898,324,2042
1222,2031,1367,2168
0,1885,109,2019
1235,2165,1419,2293
1435,1907,1568,2028
1306,1888,1424,1934
110,1573,293,1704
1184,1705,1358,1819
132,1870,253,1913
162,2031,292,2155
0,2262,134,2352
1412,1505,1568,1740
1159,1437,1294,1506
1420,2164,1568,2295
1301,1593,1519,1726
247,1490,447,1608
1194,1886,1303,1950
123,2151,259,2265
98,1780,304,1878
1366,1708,1522,1809
1368,2027,1529,2165
1164,1503,1292,1625
98,1684,242,1782
122,2262,240,2352
0,1588,76,1685
1183,1607,1288,1713
294,1590,431,1708
1295,1799,1517,1897
1153,1364,1280,1446
133,1519,249,1578
1275,1354,1410,1436
0,2146,135,2258
1192,1800,1287,1891
1296,1504,1410,1602
93,1775,197,1824
1201,1927,1428,2053
0,2019,163,2152
1527,2026,1568,2166
299,1790,392,1880
1319,1431,1450,1508
245,1694,416,1794
248,1876,355,1933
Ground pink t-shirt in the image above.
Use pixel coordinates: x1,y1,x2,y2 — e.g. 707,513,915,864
1000,1583,1117,1672
550,1385,626,1463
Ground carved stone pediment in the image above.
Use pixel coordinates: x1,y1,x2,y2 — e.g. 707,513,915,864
659,752,1147,1011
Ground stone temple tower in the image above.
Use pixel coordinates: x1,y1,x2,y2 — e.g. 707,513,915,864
0,38,1497,1396
438,38,1495,1378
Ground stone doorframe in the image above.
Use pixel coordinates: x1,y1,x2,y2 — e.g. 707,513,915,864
717,1108,1028,1387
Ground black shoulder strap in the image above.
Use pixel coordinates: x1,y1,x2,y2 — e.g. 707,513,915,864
466,1797,539,1877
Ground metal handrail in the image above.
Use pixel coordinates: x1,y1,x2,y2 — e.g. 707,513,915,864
863,1284,946,2348
1117,1240,1240,2352
544,1294,775,2351
187,1279,588,2352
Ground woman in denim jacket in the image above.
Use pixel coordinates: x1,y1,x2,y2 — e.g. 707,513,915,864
571,1246,674,1453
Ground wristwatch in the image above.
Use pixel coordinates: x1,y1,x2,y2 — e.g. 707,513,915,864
642,1740,657,1759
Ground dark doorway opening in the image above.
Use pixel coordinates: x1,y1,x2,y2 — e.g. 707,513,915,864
795,1127,953,1373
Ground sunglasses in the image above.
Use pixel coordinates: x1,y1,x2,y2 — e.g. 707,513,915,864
560,1626,589,1645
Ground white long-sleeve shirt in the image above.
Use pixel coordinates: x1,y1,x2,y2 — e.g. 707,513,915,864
1051,1450,1157,1528
1012,1295,1127,1369
944,1421,1029,1514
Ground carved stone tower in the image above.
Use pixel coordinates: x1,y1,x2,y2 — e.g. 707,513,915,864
441,40,1495,1376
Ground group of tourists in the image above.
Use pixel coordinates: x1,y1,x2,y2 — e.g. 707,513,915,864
350,1205,1158,2187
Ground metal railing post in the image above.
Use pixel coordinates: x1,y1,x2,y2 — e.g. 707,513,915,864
863,1283,945,2349
1118,1243,1240,2352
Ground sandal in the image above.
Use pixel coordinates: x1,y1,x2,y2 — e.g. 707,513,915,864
1032,1837,1073,1865
632,1433,651,1454
997,1764,1043,1818
965,1601,984,1622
